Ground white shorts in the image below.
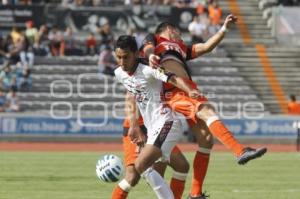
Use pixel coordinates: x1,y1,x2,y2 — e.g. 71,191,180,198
146,119,182,162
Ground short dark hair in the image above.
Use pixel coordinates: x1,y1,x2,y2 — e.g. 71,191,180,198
155,22,177,34
115,35,137,52
290,94,296,101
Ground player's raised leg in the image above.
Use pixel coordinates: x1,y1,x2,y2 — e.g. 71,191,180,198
196,103,267,164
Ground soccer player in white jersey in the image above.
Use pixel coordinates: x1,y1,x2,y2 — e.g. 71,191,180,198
113,35,202,199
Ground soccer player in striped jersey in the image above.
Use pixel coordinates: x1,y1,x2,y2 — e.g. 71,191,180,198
141,14,267,199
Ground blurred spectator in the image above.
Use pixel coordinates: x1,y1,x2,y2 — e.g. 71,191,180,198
0,88,6,112
25,20,38,46
0,34,7,64
124,0,143,4
48,26,64,56
86,32,97,56
127,28,145,49
18,0,32,5
147,0,167,5
174,0,192,8
10,27,22,45
0,64,16,91
3,33,25,64
74,0,91,6
16,62,31,91
2,35,16,63
196,3,207,16
287,94,300,115
34,24,51,56
83,15,100,34
92,0,101,6
63,27,83,56
96,0,112,5
62,0,91,7
188,15,208,43
98,20,114,49
208,0,222,26
19,33,34,67
5,87,20,112
98,45,116,76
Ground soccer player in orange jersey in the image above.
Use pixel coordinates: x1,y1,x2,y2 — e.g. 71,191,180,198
288,94,300,115
141,14,267,199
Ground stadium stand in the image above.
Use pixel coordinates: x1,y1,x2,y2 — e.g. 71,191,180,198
221,0,300,114
1,0,300,117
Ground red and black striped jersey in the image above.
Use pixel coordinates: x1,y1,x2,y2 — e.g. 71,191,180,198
141,33,197,62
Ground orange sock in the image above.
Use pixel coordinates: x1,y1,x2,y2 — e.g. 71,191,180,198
190,150,210,196
111,185,129,199
170,171,187,199
208,120,244,156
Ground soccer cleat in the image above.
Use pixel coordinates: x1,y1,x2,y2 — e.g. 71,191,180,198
237,147,267,165
187,193,209,199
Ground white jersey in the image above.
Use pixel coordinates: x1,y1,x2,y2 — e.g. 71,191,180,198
114,62,181,143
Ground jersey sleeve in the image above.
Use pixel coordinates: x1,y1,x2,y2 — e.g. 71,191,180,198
143,66,174,83
186,44,197,60
114,67,123,83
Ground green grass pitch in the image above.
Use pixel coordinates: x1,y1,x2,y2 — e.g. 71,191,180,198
0,151,300,199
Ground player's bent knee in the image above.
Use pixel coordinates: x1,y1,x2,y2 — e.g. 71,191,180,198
203,134,214,148
177,160,190,173
135,159,148,174
197,104,217,122
170,155,190,173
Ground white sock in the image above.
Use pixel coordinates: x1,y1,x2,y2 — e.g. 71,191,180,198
141,167,174,199
198,147,211,155
172,171,188,181
118,179,132,192
206,116,219,127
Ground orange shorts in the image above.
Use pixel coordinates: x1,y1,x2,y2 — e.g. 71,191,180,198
123,133,140,166
165,79,208,127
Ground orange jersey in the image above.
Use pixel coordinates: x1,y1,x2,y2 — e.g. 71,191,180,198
208,5,222,25
142,33,197,62
141,34,208,127
141,33,197,91
288,102,300,115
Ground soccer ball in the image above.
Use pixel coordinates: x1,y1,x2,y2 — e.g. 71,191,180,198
96,154,124,183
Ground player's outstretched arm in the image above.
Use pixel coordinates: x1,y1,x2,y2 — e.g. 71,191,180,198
144,66,202,99
192,14,237,57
